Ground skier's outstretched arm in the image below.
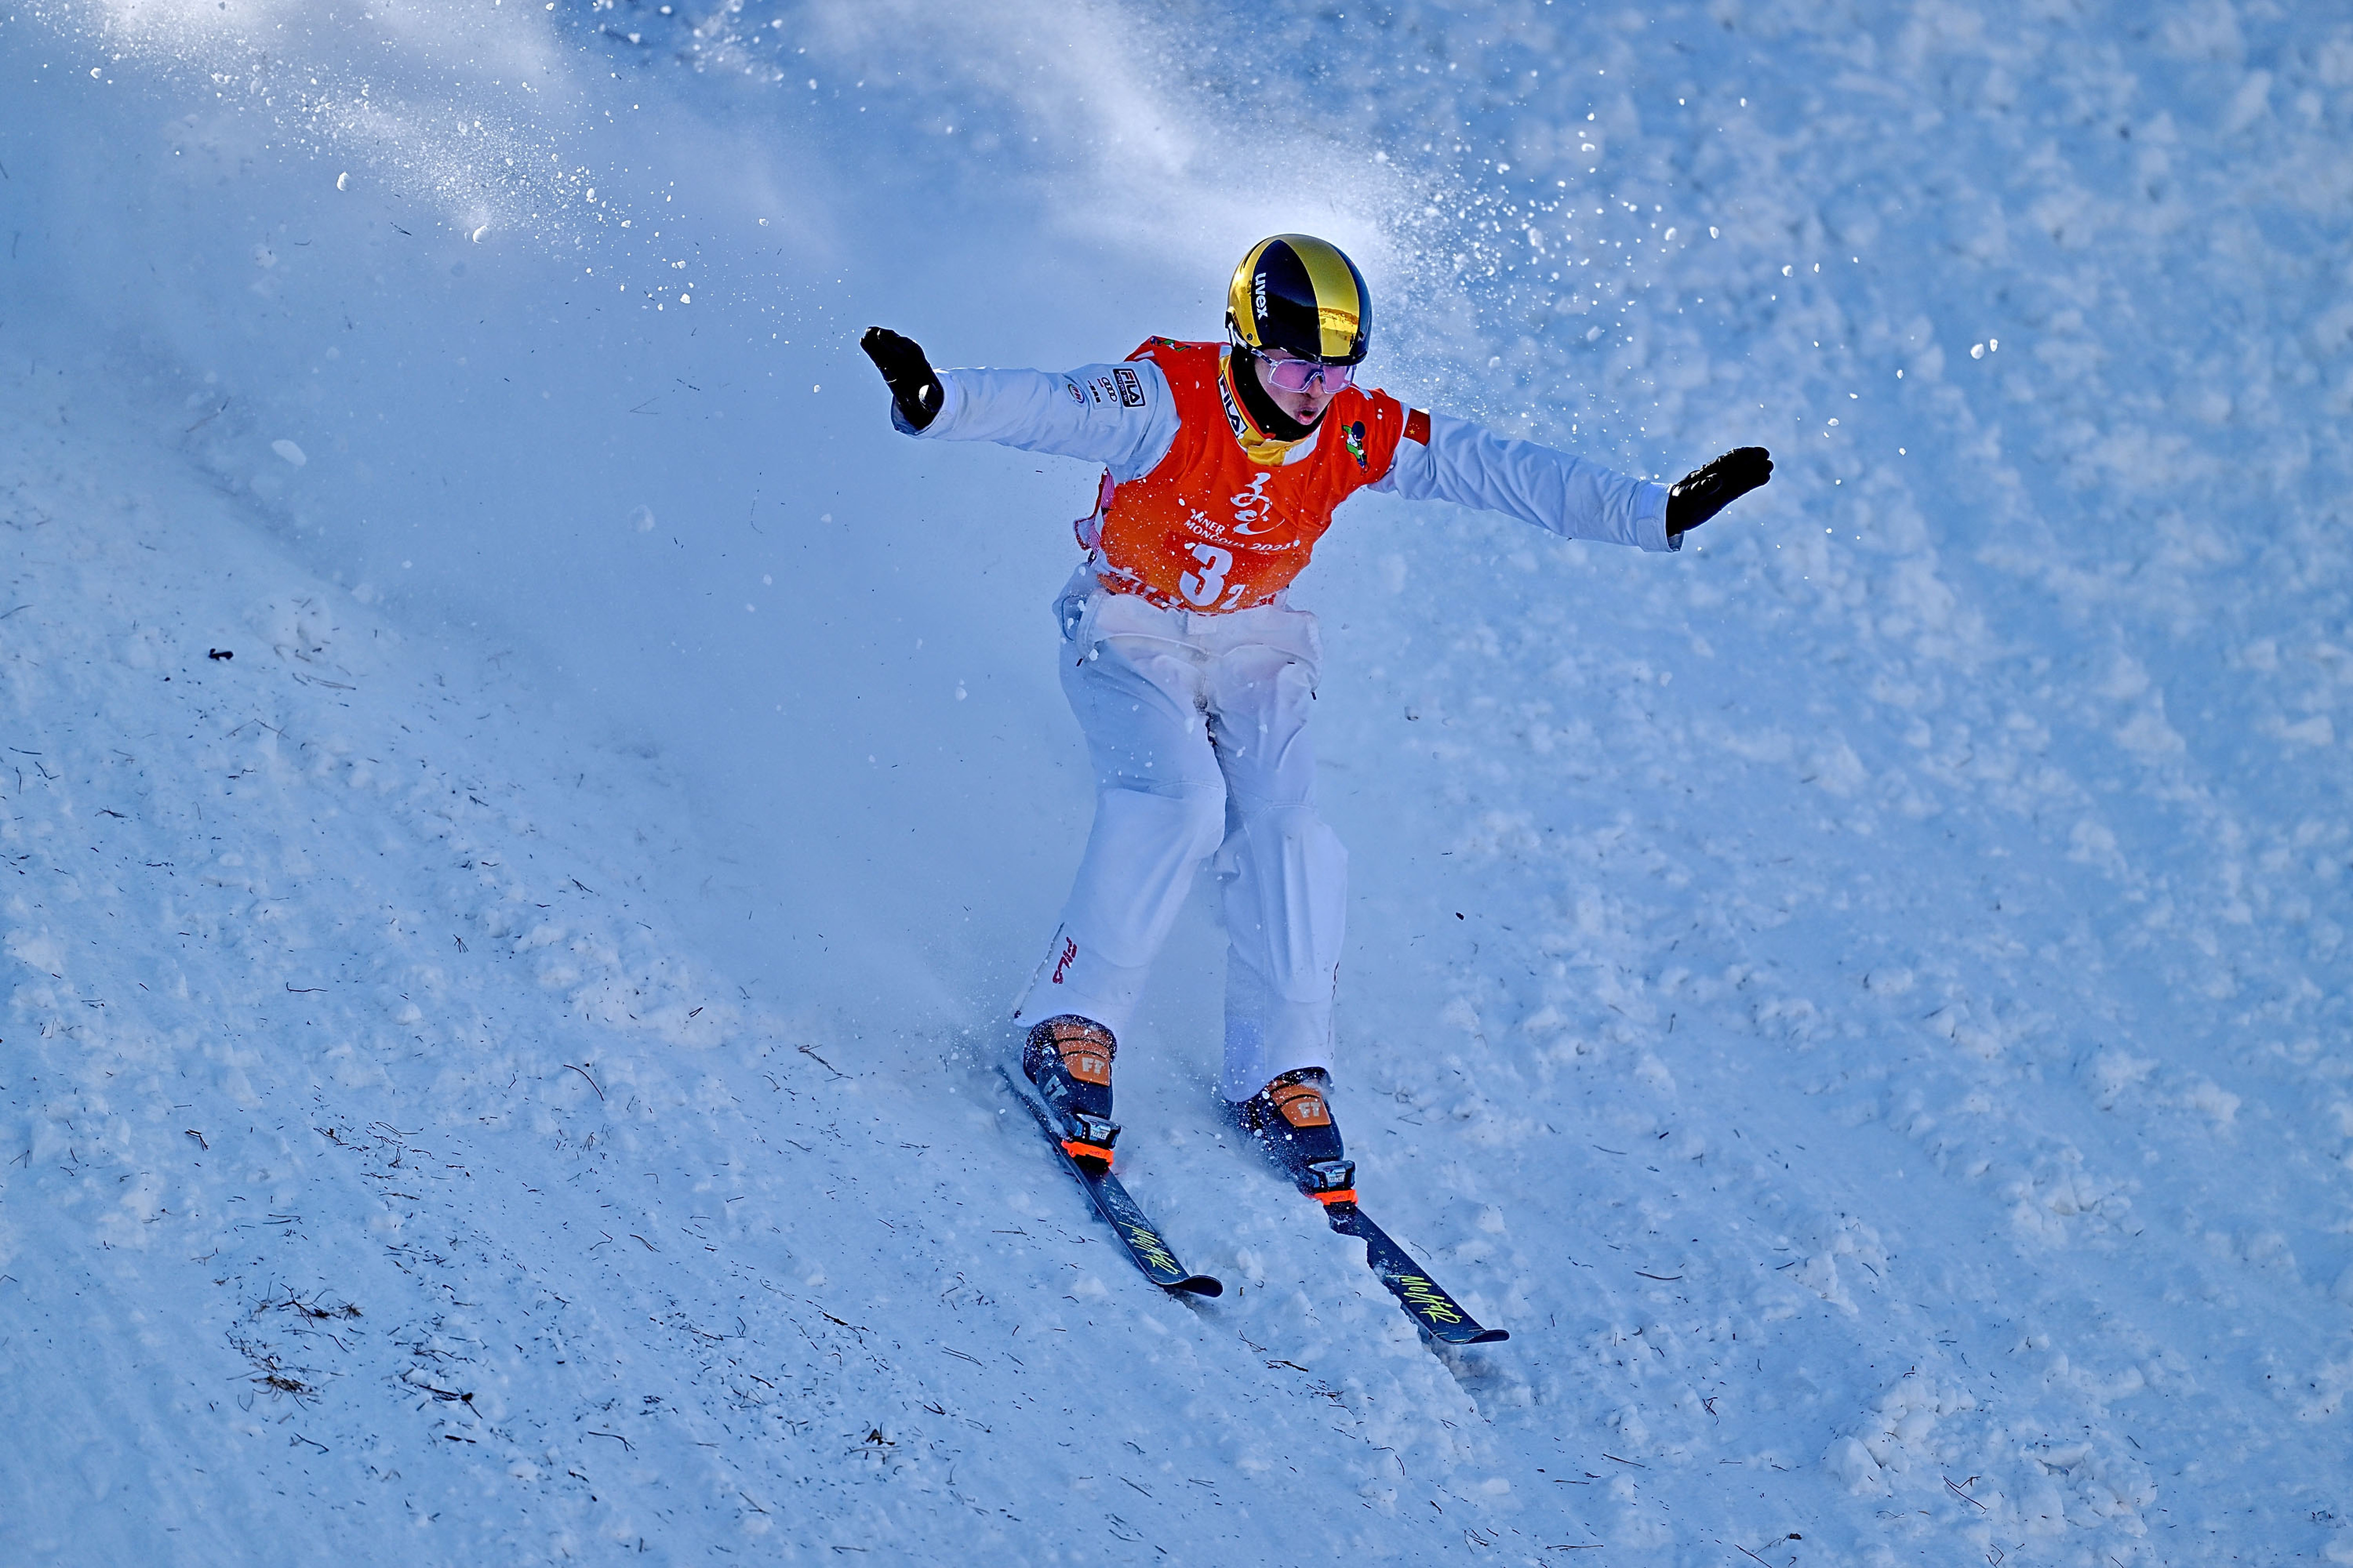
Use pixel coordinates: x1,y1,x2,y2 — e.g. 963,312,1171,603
1371,409,1769,550
859,328,1178,482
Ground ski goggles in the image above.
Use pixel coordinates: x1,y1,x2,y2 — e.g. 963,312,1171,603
1252,348,1357,394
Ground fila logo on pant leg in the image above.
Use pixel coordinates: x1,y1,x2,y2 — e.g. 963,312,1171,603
1051,938,1079,984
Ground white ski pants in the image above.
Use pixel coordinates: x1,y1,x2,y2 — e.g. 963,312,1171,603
1012,582,1346,1102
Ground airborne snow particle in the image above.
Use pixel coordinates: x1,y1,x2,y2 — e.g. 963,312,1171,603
272,439,308,466
631,505,656,532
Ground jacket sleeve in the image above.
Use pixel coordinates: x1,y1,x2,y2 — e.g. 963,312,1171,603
892,362,1180,484
1370,410,1677,552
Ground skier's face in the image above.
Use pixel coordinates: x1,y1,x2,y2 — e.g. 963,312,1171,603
1248,351,1344,425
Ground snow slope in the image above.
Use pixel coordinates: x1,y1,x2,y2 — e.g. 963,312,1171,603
3,1,2350,1564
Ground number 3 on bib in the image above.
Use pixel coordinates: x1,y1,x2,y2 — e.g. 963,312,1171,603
1179,542,1240,609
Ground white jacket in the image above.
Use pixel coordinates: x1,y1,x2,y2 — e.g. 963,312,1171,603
899,358,1678,555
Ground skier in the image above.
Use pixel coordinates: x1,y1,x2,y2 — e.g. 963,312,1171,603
862,233,1769,1206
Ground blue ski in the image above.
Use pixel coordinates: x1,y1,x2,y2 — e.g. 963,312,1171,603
1319,1198,1509,1345
998,1067,1223,1297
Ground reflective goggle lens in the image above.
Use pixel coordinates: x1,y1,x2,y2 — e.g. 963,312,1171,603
1257,352,1356,393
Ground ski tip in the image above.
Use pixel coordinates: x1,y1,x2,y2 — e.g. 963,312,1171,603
1426,1321,1509,1345
1173,1275,1225,1297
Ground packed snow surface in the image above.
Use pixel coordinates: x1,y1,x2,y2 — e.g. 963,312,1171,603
3,1,2350,1564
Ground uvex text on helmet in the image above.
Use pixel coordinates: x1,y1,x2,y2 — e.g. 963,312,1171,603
1226,235,1371,366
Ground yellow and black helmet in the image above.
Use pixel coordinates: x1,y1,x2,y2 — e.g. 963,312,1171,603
1226,233,1372,366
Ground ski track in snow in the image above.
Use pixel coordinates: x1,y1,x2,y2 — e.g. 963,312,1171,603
4,0,2352,1564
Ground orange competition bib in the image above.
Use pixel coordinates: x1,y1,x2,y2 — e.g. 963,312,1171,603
1090,339,1423,612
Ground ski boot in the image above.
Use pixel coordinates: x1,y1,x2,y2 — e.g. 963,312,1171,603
1230,1067,1356,1206
1021,1015,1120,1168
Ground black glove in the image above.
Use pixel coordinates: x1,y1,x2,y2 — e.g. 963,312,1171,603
1665,446,1772,536
860,326,943,431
